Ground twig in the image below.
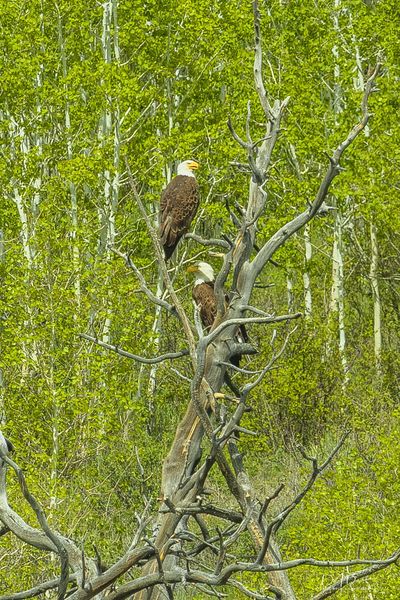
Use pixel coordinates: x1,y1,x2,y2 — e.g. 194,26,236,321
110,247,176,315
184,233,230,249
79,334,189,365
242,325,298,397
0,574,77,600
312,548,400,599
258,484,285,523
256,431,350,564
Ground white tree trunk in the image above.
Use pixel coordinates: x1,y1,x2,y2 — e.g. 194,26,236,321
99,0,120,344
369,222,382,373
58,15,81,306
286,271,294,313
287,144,312,318
332,0,344,118
303,224,312,319
329,0,348,378
330,209,348,377
10,121,39,374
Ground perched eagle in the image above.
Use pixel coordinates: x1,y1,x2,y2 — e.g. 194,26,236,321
187,262,249,366
159,160,199,261
187,261,218,330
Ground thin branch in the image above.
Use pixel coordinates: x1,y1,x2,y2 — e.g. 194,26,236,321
258,484,285,524
219,362,263,375
256,431,350,564
160,503,243,524
169,368,191,383
230,579,275,600
79,334,189,364
242,325,298,396
205,313,302,348
227,117,249,149
184,233,230,249
250,62,380,284
110,247,176,314
242,305,272,317
313,548,400,600
0,575,77,600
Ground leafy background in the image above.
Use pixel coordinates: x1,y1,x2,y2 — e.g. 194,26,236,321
0,0,399,597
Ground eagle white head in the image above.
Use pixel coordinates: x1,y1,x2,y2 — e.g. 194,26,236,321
177,159,199,178
187,261,215,285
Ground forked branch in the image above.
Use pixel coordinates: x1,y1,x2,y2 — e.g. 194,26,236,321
79,333,189,365
249,62,381,285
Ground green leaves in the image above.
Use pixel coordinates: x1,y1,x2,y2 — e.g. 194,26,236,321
1,0,400,596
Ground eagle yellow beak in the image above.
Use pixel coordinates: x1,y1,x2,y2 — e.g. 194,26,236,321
189,161,199,170
186,264,199,273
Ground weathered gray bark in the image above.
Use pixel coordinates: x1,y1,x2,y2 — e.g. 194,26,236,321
370,222,382,373
134,7,380,600
0,437,100,594
0,3,384,599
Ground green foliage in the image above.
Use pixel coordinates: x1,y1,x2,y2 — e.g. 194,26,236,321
0,0,400,597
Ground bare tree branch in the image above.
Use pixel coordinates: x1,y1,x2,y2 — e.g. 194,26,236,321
242,326,298,396
84,549,400,600
0,446,74,599
249,62,380,285
79,333,189,364
0,575,77,600
205,313,301,349
110,247,176,315
184,233,230,249
256,432,350,564
312,548,400,599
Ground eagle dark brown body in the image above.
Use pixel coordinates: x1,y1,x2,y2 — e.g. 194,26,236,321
189,262,254,395
192,281,217,330
159,174,199,261
192,280,248,365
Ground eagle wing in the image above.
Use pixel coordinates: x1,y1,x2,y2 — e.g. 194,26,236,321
159,175,199,260
192,282,217,330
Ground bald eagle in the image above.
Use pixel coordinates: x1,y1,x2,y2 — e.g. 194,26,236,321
187,262,249,366
159,160,200,261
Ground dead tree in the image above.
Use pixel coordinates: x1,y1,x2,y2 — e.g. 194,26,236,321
0,3,396,600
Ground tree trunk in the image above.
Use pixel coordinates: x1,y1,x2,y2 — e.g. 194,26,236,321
58,15,81,308
303,224,312,319
369,222,382,373
99,0,120,344
330,208,348,378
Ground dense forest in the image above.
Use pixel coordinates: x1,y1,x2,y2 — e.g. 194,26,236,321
0,0,400,598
